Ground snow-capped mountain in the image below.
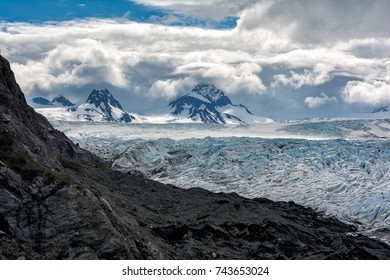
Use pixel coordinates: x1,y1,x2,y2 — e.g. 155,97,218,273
169,83,272,124
32,95,75,107
67,89,135,123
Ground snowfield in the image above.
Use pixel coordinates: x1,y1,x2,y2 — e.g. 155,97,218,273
51,119,390,243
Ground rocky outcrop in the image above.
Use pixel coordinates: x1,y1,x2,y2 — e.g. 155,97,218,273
1,54,390,259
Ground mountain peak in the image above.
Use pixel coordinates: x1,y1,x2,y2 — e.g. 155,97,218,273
86,89,123,110
52,95,75,107
192,83,217,93
189,83,232,106
68,89,135,123
169,84,270,124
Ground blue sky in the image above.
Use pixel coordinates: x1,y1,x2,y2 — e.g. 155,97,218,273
0,0,162,22
0,0,237,29
0,0,390,119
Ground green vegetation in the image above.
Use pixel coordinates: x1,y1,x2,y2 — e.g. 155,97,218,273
58,156,81,172
0,130,71,185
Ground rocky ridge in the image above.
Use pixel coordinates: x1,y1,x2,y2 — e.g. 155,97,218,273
1,54,390,259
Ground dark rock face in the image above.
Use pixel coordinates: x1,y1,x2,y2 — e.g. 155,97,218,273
1,55,390,259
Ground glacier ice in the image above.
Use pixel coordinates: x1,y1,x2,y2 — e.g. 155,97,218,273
52,119,390,243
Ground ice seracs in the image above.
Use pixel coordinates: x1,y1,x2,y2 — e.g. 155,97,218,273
169,83,272,124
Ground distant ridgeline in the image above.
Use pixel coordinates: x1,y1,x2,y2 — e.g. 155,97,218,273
32,96,75,107
32,84,272,124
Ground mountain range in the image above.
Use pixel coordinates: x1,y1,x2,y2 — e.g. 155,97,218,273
33,96,75,107
32,89,135,123
32,84,272,124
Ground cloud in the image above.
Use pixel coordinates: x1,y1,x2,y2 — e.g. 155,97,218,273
134,0,390,44
0,19,271,100
342,80,390,106
131,0,256,21
338,38,390,59
237,0,390,44
0,1,390,117
271,64,333,89
147,62,265,99
78,4,86,8
175,62,266,94
305,92,337,108
10,39,138,92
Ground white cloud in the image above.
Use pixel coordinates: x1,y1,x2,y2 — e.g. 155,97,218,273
135,0,390,44
147,62,265,99
2,19,387,100
0,19,271,99
237,0,390,44
0,0,390,117
148,78,191,99
342,80,390,106
10,39,138,92
271,64,333,89
175,62,266,94
305,92,337,108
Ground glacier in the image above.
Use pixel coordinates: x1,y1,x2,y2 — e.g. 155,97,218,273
51,119,390,243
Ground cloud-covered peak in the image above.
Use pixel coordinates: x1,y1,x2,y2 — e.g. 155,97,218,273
190,83,230,104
